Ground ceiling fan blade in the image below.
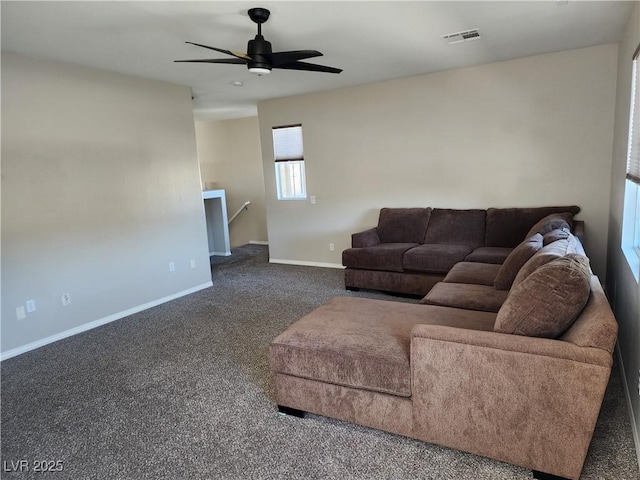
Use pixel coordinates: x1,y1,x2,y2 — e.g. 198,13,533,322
269,50,323,66
185,42,251,61
175,58,246,64
274,61,342,74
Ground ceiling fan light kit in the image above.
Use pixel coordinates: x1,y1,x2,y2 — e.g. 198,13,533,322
175,7,342,76
248,67,271,75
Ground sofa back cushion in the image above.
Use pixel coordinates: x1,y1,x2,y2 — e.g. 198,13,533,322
423,209,486,248
493,233,543,290
494,254,591,338
485,206,580,248
377,208,432,244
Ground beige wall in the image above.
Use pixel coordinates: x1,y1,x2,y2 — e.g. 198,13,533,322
258,44,618,278
1,53,212,357
607,0,640,462
196,117,267,248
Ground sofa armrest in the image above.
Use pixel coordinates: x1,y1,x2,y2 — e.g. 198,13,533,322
351,227,380,248
410,325,612,479
411,324,611,366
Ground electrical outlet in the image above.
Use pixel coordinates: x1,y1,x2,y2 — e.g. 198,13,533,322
169,262,175,272
329,243,335,251
190,259,196,269
26,299,36,313
16,306,26,320
310,195,316,204
61,293,71,306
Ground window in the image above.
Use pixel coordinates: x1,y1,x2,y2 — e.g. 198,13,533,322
622,43,640,278
273,124,306,200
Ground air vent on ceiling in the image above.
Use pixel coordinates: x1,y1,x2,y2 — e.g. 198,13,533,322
441,29,482,45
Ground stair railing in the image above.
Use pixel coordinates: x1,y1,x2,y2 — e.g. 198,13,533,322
228,201,251,225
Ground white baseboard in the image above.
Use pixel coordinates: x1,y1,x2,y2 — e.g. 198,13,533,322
210,251,231,257
249,240,269,245
0,281,213,362
616,345,640,472
269,258,344,269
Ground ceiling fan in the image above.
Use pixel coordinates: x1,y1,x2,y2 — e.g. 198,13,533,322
175,7,342,75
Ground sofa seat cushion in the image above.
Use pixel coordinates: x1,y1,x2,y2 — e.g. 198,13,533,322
464,247,513,264
403,244,474,273
443,262,501,286
342,243,419,272
270,297,496,397
494,254,592,338
421,282,509,313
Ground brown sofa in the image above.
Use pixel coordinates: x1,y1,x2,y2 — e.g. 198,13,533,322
270,230,617,480
342,206,582,296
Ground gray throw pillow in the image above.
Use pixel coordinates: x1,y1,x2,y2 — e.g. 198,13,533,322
494,254,591,338
494,233,543,290
525,213,573,239
543,228,571,245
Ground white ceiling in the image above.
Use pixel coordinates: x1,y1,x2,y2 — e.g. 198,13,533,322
1,1,634,121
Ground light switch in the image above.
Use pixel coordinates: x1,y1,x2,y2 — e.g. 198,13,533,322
26,300,36,313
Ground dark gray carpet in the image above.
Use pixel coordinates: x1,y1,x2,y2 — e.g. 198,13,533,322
1,244,638,479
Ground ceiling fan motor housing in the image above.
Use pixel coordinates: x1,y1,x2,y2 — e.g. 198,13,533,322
247,35,272,71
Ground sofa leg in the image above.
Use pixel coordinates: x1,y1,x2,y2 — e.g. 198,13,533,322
532,470,570,480
277,405,305,418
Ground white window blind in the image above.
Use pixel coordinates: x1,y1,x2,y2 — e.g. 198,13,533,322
272,124,307,200
273,124,304,162
627,44,640,185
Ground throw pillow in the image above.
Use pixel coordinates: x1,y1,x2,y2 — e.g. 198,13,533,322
525,212,574,239
543,228,571,246
493,233,543,290
494,254,591,338
511,235,576,289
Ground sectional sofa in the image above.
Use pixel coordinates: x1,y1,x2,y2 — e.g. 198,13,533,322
342,206,582,296
270,208,617,480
